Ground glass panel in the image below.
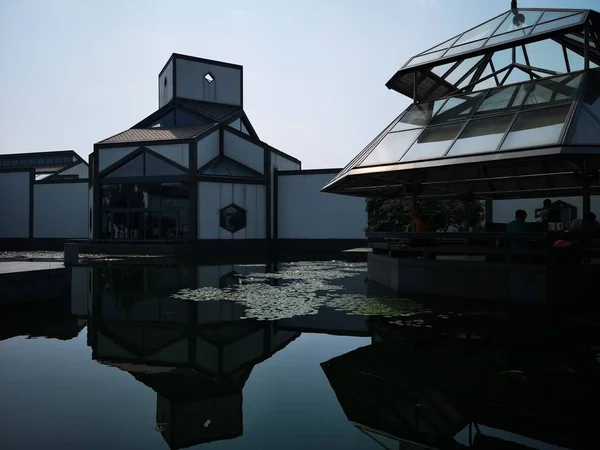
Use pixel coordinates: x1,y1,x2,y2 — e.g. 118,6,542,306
492,49,513,73
106,154,144,178
102,184,127,208
431,62,455,78
443,39,486,57
487,27,534,47
359,129,422,167
564,32,596,49
129,212,144,240
431,93,484,125
179,209,190,239
472,65,498,91
579,72,600,118
516,46,527,65
36,158,45,165
144,212,161,239
447,115,514,156
503,67,532,85
144,153,185,176
493,10,543,35
531,13,585,36
161,182,189,210
455,13,509,45
445,55,484,85
400,122,465,162
392,101,445,131
110,212,129,240
500,104,570,150
523,73,582,108
538,11,582,24
525,39,569,73
567,48,584,71
175,109,206,127
150,110,175,128
161,211,179,239
475,83,530,115
419,36,460,55
200,158,258,177
570,107,600,145
408,50,447,67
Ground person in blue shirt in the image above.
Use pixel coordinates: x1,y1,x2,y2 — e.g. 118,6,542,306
506,209,529,250
507,209,528,233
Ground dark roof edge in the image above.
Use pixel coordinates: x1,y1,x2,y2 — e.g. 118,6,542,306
0,150,80,159
278,168,342,176
171,53,243,71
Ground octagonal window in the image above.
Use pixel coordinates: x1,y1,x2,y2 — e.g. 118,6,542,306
220,204,247,233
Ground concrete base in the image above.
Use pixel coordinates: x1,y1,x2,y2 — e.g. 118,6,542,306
368,253,548,304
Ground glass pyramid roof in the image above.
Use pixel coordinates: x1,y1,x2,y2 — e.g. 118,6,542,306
323,70,600,200
387,7,600,102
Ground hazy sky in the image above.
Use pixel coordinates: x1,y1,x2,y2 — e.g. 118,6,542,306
0,0,597,169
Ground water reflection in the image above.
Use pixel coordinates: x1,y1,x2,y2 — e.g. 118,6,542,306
3,261,598,449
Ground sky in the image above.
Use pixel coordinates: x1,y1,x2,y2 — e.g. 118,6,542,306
0,0,598,169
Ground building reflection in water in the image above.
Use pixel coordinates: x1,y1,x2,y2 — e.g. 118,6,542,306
71,263,303,448
322,315,599,450
69,263,599,449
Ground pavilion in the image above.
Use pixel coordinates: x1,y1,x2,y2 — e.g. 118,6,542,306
322,4,600,303
323,5,600,215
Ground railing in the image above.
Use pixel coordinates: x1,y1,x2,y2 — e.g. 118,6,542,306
366,231,599,263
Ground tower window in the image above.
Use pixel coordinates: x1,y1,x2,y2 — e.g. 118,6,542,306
164,77,167,87
204,72,214,83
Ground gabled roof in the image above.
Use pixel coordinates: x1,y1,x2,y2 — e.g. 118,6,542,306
323,69,600,200
179,99,242,121
387,7,600,101
98,123,216,144
199,156,263,178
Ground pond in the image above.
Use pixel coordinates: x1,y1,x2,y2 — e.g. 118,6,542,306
1,260,599,449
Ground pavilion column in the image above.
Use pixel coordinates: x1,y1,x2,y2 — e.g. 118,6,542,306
411,191,418,232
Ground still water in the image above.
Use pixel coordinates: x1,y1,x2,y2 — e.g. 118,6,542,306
1,260,599,449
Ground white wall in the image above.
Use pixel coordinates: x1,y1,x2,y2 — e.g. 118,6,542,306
223,131,264,173
60,162,88,178
493,196,600,223
159,58,174,108
271,153,301,238
0,171,30,238
175,58,242,106
277,172,367,239
149,143,189,168
272,153,300,172
198,182,266,239
197,131,219,169
98,146,137,172
33,182,88,238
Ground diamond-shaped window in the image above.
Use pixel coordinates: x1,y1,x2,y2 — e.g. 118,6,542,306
219,204,246,233
205,72,215,83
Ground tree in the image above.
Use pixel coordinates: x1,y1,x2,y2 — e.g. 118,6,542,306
365,197,484,232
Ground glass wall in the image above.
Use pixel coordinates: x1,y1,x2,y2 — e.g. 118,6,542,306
101,182,189,240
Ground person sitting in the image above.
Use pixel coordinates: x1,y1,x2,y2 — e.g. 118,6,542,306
507,209,528,233
568,212,600,233
506,209,529,251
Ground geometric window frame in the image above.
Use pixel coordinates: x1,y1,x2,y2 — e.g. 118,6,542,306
101,147,188,179
219,204,247,233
